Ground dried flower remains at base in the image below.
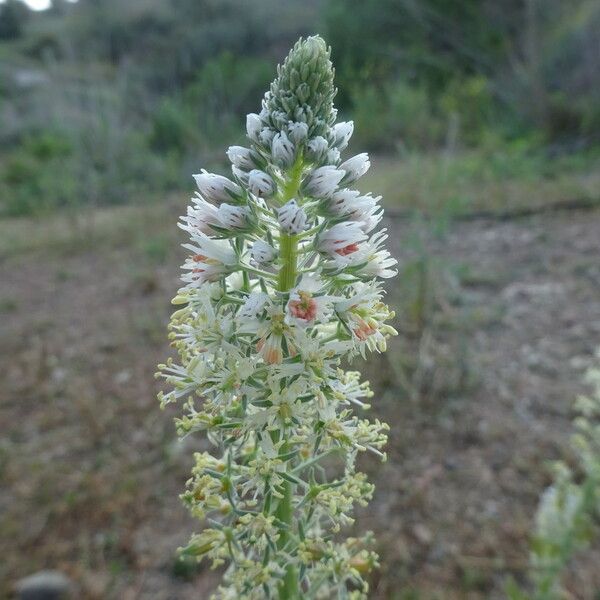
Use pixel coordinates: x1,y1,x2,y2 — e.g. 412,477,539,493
157,35,397,600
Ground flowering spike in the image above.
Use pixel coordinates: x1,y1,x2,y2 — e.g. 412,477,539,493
158,35,397,599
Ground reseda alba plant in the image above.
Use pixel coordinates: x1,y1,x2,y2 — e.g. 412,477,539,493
158,36,397,599
508,351,600,600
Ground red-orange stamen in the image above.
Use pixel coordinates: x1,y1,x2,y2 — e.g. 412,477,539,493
336,243,359,256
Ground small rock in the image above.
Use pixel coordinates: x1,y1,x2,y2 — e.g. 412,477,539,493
15,571,74,600
412,523,433,545
114,369,132,384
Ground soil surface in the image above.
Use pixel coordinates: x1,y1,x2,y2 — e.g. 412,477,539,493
1,206,599,599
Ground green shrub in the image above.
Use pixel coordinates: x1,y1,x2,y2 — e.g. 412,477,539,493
149,98,196,154
1,145,77,216
350,81,444,151
24,131,72,161
439,76,497,145
185,52,272,145
0,0,29,40
1,131,74,215
0,128,179,217
147,53,274,160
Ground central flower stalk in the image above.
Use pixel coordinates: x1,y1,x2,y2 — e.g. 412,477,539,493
278,233,299,293
278,155,303,293
275,157,304,599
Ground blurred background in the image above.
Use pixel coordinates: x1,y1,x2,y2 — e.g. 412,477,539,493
1,0,599,598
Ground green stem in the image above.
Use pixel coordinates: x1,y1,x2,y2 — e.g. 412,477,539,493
278,233,298,292
274,156,303,599
277,154,303,294
276,475,298,599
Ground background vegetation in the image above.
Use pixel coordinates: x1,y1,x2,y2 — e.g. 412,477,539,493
1,0,599,216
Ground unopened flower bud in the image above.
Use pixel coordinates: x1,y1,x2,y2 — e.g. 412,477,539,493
246,113,262,142
332,121,354,150
248,170,276,198
325,189,381,223
217,203,251,230
251,240,277,265
259,128,276,147
306,136,328,161
272,132,295,167
270,110,288,130
226,146,256,170
340,153,370,184
327,147,341,165
287,121,309,144
231,166,249,185
193,170,242,203
278,199,308,234
303,165,345,198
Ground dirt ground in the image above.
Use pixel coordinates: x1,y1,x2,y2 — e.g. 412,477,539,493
1,204,599,599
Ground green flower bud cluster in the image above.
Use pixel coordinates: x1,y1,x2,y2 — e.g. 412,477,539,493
266,36,337,138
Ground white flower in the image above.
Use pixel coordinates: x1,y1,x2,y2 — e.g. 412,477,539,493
179,194,220,235
182,234,237,285
358,203,383,233
287,121,309,144
216,203,251,230
329,189,362,214
239,292,270,318
254,307,298,365
246,113,262,142
330,370,373,409
321,230,397,279
258,433,281,459
278,199,308,234
193,170,242,204
340,153,370,184
316,221,367,257
302,166,345,198
248,170,276,198
225,271,244,291
257,333,283,365
355,230,398,279
306,136,328,161
325,189,383,232
251,240,277,265
272,132,295,167
334,282,395,352
226,146,256,170
332,121,354,151
285,275,332,328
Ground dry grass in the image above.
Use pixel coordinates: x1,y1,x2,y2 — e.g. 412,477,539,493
0,199,179,259
361,150,600,215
